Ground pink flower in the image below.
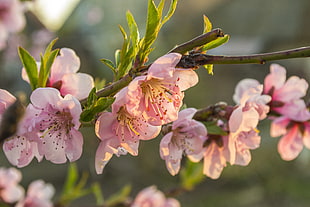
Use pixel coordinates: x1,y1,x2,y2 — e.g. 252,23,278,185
27,87,83,164
0,0,25,50
199,133,230,179
16,180,54,207
270,100,310,160
0,88,16,121
233,79,271,120
1,89,42,167
160,108,206,176
0,167,24,203
124,53,198,126
264,64,308,116
131,186,180,207
95,88,161,174
22,48,94,100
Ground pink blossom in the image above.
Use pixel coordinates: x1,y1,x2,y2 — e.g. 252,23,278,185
160,108,206,176
16,180,54,207
131,186,180,207
199,134,230,179
0,89,16,121
0,0,25,50
95,89,161,174
1,89,42,167
270,100,310,160
22,48,94,100
264,64,308,116
234,79,271,120
124,53,198,126
26,87,83,164
0,167,24,203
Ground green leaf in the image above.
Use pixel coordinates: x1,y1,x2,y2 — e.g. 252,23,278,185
80,97,115,122
204,122,228,136
162,0,178,25
91,183,104,205
114,49,121,67
203,64,214,75
139,0,161,63
100,58,117,75
126,11,140,47
202,34,230,51
18,47,38,90
203,15,212,33
62,163,79,196
105,185,131,206
43,38,59,60
180,160,204,190
86,87,97,107
37,49,59,87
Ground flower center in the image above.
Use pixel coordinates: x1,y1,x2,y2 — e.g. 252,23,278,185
116,107,140,141
141,78,175,119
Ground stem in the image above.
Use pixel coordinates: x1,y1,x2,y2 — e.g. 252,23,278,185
169,28,224,54
177,46,310,68
80,73,133,105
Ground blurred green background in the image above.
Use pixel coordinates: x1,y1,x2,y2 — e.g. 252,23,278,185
1,0,310,206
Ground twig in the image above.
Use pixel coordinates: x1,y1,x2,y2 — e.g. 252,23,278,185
177,46,310,68
169,28,224,54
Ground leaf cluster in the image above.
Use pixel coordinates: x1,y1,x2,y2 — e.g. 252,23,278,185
101,0,178,81
18,38,59,90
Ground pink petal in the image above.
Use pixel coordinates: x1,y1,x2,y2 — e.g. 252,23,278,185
148,53,182,79
277,125,303,161
274,76,308,102
233,78,260,104
270,117,290,137
172,69,199,91
61,73,94,100
30,88,62,109
95,140,117,174
203,143,226,179
50,48,80,81
264,64,286,93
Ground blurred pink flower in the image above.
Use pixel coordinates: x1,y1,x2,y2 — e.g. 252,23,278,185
16,180,54,207
160,108,206,176
22,48,94,100
0,167,24,203
27,87,83,164
1,89,42,167
264,64,308,116
0,0,25,50
131,186,180,207
0,89,16,121
270,100,310,160
124,53,198,126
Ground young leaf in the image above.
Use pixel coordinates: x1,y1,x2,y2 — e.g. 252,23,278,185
162,0,178,25
100,58,117,75
80,97,115,122
18,47,38,90
203,15,212,34
43,38,59,60
139,0,161,63
204,121,228,136
126,11,140,47
180,160,204,190
203,64,214,75
202,34,230,51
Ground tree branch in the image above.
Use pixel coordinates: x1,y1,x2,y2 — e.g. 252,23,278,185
169,28,224,54
177,46,310,68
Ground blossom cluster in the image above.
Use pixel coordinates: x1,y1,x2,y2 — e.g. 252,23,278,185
158,63,310,179
0,167,54,207
2,48,94,167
